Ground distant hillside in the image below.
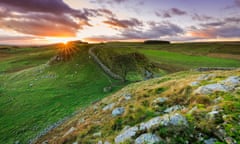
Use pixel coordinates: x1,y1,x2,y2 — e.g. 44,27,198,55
144,40,170,44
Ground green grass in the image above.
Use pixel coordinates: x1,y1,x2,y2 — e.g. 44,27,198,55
0,45,125,143
139,49,240,69
0,42,239,143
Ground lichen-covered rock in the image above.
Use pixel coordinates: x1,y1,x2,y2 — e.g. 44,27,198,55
164,105,184,113
194,83,228,94
140,113,188,131
139,116,163,131
123,93,132,100
112,107,125,116
153,97,168,104
204,138,217,144
194,76,240,95
102,103,115,111
197,74,216,81
115,126,139,144
169,113,188,126
190,81,200,87
135,133,161,144
221,76,240,89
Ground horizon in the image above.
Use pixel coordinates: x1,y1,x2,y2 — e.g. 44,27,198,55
0,0,240,45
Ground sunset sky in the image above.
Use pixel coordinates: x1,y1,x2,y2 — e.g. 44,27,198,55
0,0,240,45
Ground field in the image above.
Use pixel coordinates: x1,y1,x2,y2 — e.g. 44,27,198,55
95,42,240,73
0,44,125,143
0,42,239,143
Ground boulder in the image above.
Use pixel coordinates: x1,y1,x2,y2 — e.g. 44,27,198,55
221,76,240,89
197,74,216,81
194,84,228,94
140,113,188,131
115,126,139,144
103,103,115,111
153,97,168,104
112,107,125,117
164,105,184,113
169,113,188,126
139,116,163,131
103,86,112,93
123,93,132,100
135,133,161,144
204,138,217,144
190,81,200,87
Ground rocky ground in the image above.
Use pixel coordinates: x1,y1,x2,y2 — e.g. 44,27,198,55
35,69,240,144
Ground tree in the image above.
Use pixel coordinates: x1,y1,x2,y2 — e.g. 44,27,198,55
111,52,149,82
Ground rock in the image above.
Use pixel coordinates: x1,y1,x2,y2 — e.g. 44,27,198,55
221,76,240,89
144,70,153,80
72,142,78,144
204,138,217,144
15,140,20,144
169,113,188,126
124,93,132,100
29,83,33,87
213,97,223,104
115,113,188,144
103,86,112,93
197,74,216,81
164,105,184,113
102,103,115,111
135,133,161,144
190,81,200,87
140,113,188,131
139,116,163,131
112,107,125,117
115,126,139,144
97,140,103,144
63,127,76,137
188,106,198,114
194,83,228,94
153,97,168,104
104,141,111,144
224,137,237,144
93,132,102,137
41,140,48,144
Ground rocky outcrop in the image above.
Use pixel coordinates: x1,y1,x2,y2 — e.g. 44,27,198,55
112,107,125,117
115,113,188,143
194,76,240,94
135,133,162,144
115,126,139,144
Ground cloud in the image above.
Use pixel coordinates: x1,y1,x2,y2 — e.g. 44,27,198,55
156,8,187,18
91,0,128,4
0,0,102,37
86,21,184,41
191,13,213,21
103,18,143,29
189,25,240,38
235,0,240,7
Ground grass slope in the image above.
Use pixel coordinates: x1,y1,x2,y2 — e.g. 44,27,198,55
36,69,240,144
0,44,124,144
95,42,240,73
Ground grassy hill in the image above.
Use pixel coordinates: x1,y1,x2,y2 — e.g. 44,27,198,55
35,69,240,144
95,42,240,73
0,42,239,143
0,44,125,143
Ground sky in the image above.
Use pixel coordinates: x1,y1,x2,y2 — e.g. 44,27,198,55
0,0,240,45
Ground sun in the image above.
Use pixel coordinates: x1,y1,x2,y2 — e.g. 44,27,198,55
45,37,76,44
